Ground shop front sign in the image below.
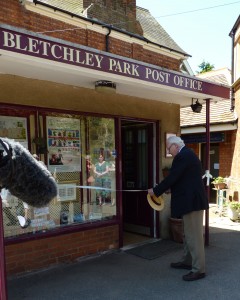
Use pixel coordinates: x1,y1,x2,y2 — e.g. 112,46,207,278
0,25,230,99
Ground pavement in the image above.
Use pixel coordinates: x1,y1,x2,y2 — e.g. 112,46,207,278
7,204,240,300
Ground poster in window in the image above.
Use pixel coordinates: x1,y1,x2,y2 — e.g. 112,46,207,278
47,116,81,172
0,116,28,148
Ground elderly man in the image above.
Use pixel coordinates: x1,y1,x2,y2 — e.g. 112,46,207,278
148,136,208,281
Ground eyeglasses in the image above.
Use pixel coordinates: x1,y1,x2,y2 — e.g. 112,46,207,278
167,144,175,153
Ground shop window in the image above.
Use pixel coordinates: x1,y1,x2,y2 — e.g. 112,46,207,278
1,112,116,239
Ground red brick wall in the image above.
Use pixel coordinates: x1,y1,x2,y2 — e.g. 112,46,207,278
5,225,119,275
142,49,179,72
83,0,142,35
0,1,180,71
185,130,236,177
219,130,236,176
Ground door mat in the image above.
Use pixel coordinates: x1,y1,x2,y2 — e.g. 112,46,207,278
125,240,182,260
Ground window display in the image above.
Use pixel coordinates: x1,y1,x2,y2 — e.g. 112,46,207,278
1,112,117,239
83,116,116,221
0,115,28,147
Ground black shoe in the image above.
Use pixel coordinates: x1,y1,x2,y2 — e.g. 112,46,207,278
182,271,205,281
170,262,192,270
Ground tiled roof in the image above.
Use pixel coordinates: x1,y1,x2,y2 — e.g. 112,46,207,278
200,74,229,86
196,68,231,86
181,99,236,127
136,7,189,56
181,68,236,127
37,0,84,15
34,1,189,56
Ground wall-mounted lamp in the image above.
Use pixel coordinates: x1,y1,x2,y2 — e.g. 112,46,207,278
95,80,116,93
191,99,202,113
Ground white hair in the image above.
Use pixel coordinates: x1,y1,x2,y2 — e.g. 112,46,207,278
167,136,185,147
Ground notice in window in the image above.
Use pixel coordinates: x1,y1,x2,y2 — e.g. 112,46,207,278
47,116,81,172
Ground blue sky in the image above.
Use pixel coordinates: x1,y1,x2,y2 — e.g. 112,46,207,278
136,0,240,74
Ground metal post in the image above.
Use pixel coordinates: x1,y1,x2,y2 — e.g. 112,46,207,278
204,98,211,246
0,195,8,300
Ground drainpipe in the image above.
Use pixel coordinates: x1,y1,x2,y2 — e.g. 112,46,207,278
106,27,112,52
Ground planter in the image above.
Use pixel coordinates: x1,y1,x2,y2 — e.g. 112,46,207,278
169,217,183,243
227,207,239,221
214,183,227,190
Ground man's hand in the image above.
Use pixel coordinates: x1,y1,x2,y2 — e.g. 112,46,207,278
148,188,154,195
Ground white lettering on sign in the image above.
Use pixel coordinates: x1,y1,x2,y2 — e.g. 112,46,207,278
63,46,74,62
145,68,170,83
51,44,62,59
2,30,105,69
173,75,202,91
28,38,39,54
85,52,94,66
0,29,210,94
39,40,51,56
109,58,140,76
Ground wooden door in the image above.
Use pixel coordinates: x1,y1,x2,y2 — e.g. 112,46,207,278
122,122,153,235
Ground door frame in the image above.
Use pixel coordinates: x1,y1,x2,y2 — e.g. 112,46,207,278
117,117,160,247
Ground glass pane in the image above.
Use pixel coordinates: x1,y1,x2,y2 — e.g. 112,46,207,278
82,116,116,221
138,129,148,188
2,113,116,239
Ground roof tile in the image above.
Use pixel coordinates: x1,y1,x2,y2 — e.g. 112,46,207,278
136,7,189,56
38,0,83,15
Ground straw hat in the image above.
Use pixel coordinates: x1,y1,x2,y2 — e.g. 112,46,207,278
147,194,164,211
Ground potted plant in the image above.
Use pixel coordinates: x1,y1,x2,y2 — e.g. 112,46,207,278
227,201,240,221
212,176,227,190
